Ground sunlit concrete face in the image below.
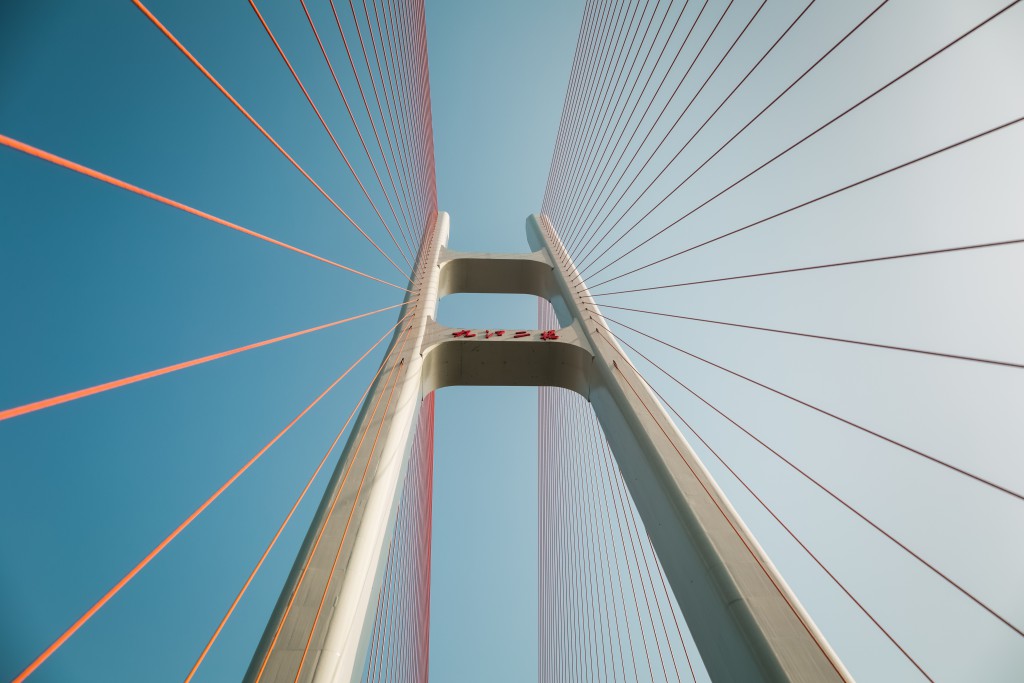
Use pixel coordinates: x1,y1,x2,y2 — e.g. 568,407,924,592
251,212,851,683
425,245,594,397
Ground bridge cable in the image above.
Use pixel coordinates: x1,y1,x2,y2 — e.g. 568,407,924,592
0,134,408,292
570,0,893,280
182,319,411,681
581,0,1023,284
9,312,413,683
589,112,1024,290
597,302,1024,371
291,325,415,683
596,326,941,679
297,0,417,257
570,0,763,255
591,237,1024,300
599,311,1024,505
131,0,412,284
0,301,407,424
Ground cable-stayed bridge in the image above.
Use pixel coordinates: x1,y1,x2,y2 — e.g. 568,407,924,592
1,1,1023,681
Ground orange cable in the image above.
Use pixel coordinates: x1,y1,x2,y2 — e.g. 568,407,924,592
0,134,409,292
9,313,412,683
130,0,412,284
0,301,409,423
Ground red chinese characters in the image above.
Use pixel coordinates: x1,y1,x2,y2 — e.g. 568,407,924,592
450,329,558,340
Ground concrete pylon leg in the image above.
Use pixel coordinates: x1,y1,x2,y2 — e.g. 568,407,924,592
244,214,447,683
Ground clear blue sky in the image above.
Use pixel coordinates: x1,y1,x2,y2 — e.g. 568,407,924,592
3,1,1024,682
0,1,582,681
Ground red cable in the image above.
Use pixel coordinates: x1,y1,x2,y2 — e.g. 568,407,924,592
591,113,1024,289
0,134,408,292
606,348,850,680
675,395,939,680
581,399,641,682
568,0,746,252
11,313,411,683
376,0,419,229
598,302,1024,370
345,0,417,232
570,0,759,256
591,236,1024,297
0,302,407,423
550,0,611,217
569,395,618,680
558,0,700,252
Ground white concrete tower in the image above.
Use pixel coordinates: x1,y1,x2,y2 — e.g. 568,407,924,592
246,211,852,683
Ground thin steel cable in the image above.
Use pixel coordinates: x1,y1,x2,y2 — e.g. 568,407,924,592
648,369,934,679
560,0,709,252
609,358,847,680
591,112,1024,289
250,0,412,269
601,328,951,678
552,0,649,243
559,0,670,248
574,0,893,280
361,0,418,223
545,0,619,223
569,0,738,253
327,0,417,235
345,0,419,231
598,312,1024,503
559,0,694,251
584,0,1022,283
542,1,600,212
569,396,608,679
571,0,763,258
579,392,637,682
573,0,817,267
597,302,1024,370
591,236,1024,297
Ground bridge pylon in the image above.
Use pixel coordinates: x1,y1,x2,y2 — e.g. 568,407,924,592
247,211,852,682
